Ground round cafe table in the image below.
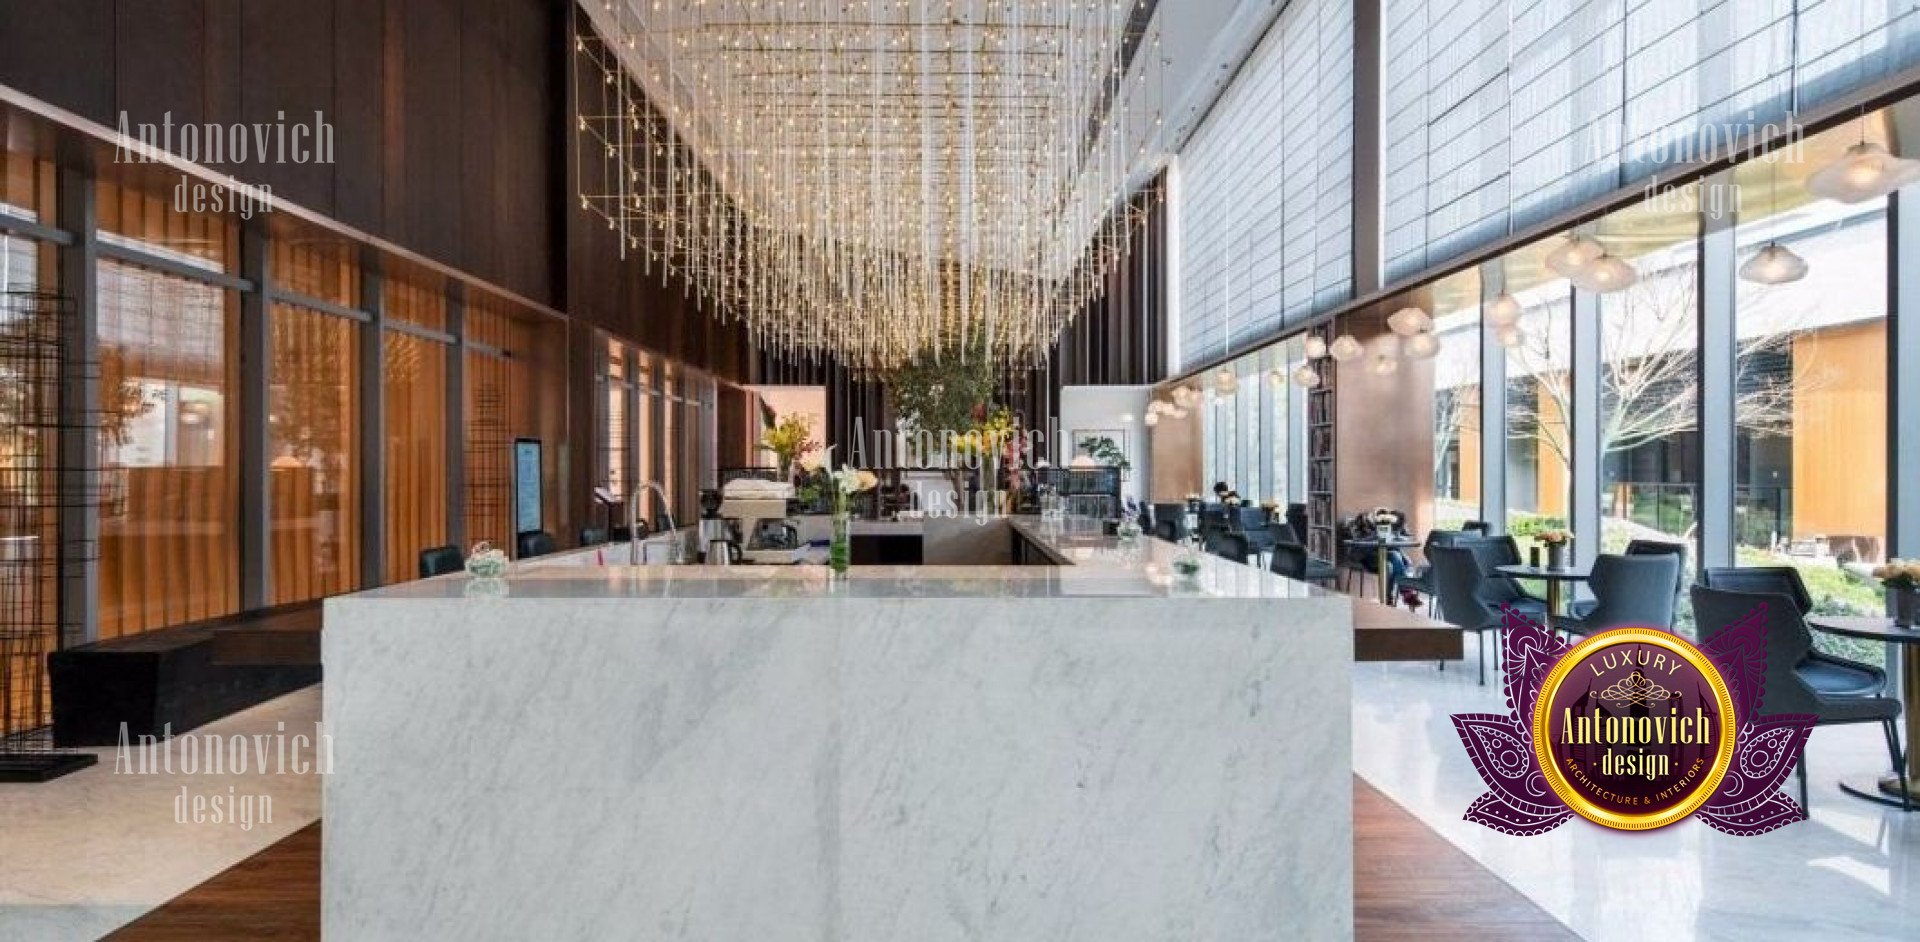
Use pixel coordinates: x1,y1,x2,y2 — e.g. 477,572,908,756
1807,615,1920,810
1347,535,1421,605
1493,562,1592,618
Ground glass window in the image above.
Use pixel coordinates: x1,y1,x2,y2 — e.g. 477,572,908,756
1502,265,1572,552
1428,274,1482,532
1733,120,1891,654
98,259,241,636
272,235,360,308
1596,192,1702,587
604,342,630,500
268,303,360,604
382,331,448,583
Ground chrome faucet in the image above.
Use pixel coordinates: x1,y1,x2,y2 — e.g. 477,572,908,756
628,480,681,565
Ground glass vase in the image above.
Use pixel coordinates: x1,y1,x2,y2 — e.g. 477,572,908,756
1896,588,1919,628
1546,542,1567,571
829,510,852,576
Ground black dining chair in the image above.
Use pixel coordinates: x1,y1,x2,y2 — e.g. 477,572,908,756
1551,553,1680,636
1700,567,1886,698
418,544,464,579
578,527,607,547
1456,535,1548,618
516,530,558,559
1462,520,1492,536
1269,542,1309,581
1401,529,1475,617
1204,530,1251,565
1429,544,1505,685
1625,538,1688,601
1153,518,1181,543
1692,585,1909,813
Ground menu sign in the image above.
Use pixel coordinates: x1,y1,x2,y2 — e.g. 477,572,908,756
514,439,542,535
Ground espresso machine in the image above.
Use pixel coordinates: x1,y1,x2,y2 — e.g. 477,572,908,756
717,479,805,564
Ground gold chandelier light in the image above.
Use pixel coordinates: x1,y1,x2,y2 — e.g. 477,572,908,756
573,0,1163,373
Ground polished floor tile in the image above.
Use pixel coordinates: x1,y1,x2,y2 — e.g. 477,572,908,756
1354,657,1920,942
0,688,323,941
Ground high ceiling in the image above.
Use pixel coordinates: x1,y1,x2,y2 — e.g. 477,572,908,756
575,0,1171,372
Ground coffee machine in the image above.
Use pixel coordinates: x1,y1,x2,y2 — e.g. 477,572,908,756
717,480,805,564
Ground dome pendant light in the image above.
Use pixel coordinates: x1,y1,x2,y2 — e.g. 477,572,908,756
1742,140,1811,285
1486,293,1522,328
1807,121,1920,204
1545,234,1605,278
1739,243,1809,284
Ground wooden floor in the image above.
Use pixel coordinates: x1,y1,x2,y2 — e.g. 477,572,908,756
108,778,1571,941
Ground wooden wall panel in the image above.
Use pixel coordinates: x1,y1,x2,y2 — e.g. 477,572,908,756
239,0,337,212
0,1,115,124
330,0,385,233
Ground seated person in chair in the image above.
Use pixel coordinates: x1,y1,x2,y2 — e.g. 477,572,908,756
1343,509,1417,607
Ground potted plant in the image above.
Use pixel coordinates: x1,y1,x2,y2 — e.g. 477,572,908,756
828,464,878,576
1539,529,1574,570
759,413,818,482
1871,558,1920,626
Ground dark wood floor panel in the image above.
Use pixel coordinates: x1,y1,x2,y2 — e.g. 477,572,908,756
106,823,319,942
1354,779,1579,941
111,781,1575,940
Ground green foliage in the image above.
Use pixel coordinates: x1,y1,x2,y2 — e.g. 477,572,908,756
1505,513,1568,540
884,343,1001,438
1079,435,1128,469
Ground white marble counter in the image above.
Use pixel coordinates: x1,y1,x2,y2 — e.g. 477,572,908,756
323,517,1353,939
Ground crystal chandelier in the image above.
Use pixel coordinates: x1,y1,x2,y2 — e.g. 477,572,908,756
573,0,1164,373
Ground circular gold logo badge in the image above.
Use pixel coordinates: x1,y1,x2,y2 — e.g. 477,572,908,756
1531,628,1738,830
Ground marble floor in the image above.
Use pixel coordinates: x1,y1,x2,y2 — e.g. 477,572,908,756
1354,656,1920,942
0,688,323,941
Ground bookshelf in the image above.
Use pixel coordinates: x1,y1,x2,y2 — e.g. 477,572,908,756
1305,323,1337,563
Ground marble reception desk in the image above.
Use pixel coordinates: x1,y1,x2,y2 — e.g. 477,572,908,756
323,518,1354,939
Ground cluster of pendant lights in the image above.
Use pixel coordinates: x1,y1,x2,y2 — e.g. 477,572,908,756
572,0,1165,373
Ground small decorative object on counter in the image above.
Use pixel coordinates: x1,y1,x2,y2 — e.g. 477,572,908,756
829,464,878,577
1172,550,1204,586
1872,558,1920,626
1538,529,1574,570
464,541,509,580
1368,508,1397,542
1116,515,1142,544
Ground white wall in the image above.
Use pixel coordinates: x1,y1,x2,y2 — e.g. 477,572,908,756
1057,386,1153,502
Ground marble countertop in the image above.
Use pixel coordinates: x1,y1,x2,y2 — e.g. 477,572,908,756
343,516,1327,601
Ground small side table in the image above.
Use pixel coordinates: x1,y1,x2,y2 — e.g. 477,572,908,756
1348,536,1421,606
1808,615,1920,810
1492,563,1593,618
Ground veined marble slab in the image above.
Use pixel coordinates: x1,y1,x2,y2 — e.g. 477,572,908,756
324,517,1353,940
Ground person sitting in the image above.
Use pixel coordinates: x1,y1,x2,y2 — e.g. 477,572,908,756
1343,509,1413,606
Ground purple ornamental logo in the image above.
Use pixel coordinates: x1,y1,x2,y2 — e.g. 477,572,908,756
1451,605,1815,835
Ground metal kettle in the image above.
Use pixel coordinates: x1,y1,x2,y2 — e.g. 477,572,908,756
705,539,743,566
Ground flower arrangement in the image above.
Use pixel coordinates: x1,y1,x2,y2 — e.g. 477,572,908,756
1367,508,1397,527
464,542,508,579
1538,529,1574,546
759,413,819,477
1873,559,1920,588
1172,553,1203,578
827,464,879,575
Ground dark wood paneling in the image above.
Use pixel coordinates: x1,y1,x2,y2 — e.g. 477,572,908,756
240,0,335,208
114,3,206,133
330,0,384,232
0,1,116,124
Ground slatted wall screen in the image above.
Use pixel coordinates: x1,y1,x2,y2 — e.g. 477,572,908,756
1175,0,1353,372
1385,0,1920,284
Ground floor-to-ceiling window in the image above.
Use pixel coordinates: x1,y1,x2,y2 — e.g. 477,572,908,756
1427,272,1482,532
1733,119,1892,640
1501,252,1573,553
267,237,362,605
1595,189,1702,583
381,272,450,583
95,176,242,637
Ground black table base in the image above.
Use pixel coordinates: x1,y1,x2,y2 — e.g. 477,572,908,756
1837,774,1920,811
